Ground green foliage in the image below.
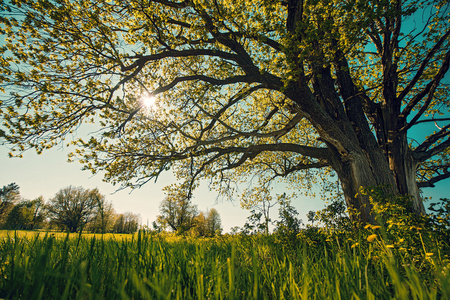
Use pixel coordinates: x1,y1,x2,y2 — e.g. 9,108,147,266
274,198,302,236
360,187,450,270
428,198,450,230
1,0,449,223
112,212,140,234
300,186,450,278
0,183,21,228
156,188,198,234
0,183,20,203
241,209,267,235
307,198,352,231
206,208,222,236
46,186,102,233
4,197,46,230
192,211,208,236
193,208,222,237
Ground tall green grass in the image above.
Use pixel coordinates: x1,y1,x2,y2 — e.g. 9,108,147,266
0,230,448,299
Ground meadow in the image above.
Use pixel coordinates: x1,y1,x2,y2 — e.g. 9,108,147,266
0,227,448,299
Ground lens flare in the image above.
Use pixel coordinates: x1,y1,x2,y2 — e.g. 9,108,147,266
142,95,156,108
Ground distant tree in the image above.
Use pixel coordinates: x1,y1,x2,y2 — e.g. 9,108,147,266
309,200,351,231
29,196,46,229
0,183,21,202
307,211,316,226
230,226,241,235
241,189,281,235
113,214,125,233
0,183,21,228
46,186,101,232
86,198,116,233
151,220,163,233
206,208,222,236
193,211,208,237
5,202,32,230
242,210,266,235
274,199,303,236
113,212,140,233
5,197,46,230
157,188,198,234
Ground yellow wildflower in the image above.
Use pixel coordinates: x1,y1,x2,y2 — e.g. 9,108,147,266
364,224,371,229
386,245,394,249
372,226,381,230
367,234,377,242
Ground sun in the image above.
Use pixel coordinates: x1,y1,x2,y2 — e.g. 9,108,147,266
142,95,156,109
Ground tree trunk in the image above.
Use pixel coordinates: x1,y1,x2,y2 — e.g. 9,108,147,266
388,132,426,215
328,141,425,224
328,148,388,224
404,156,426,214
284,49,426,225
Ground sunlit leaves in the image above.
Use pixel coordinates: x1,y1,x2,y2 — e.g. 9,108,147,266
1,0,449,212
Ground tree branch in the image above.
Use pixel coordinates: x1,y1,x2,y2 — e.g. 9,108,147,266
398,28,450,103
150,0,190,8
121,49,239,72
413,128,450,162
400,46,450,125
418,168,450,188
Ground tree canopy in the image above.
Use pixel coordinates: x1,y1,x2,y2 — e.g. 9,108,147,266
1,0,449,223
157,187,198,233
5,197,46,230
46,186,102,232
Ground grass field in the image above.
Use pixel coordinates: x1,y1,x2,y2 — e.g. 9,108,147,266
0,229,448,299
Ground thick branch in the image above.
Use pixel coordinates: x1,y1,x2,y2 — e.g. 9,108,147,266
130,143,330,162
121,49,239,72
270,161,329,179
150,0,190,8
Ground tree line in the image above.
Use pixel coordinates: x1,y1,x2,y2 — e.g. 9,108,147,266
0,183,139,233
0,182,223,236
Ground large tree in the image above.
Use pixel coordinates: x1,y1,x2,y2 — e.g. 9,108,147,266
47,186,101,232
1,0,449,223
157,187,198,233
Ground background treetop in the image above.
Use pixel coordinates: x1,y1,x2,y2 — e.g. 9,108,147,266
1,0,449,223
